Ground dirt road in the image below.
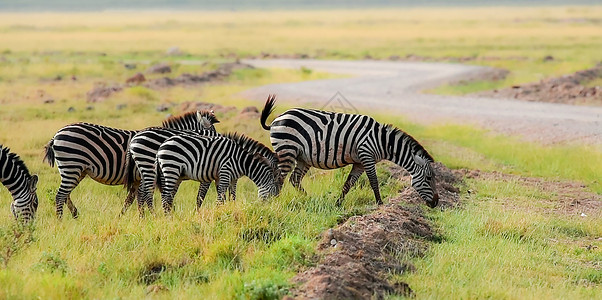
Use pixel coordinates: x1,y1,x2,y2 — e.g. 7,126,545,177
240,59,602,145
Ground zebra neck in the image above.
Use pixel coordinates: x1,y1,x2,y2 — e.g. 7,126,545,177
1,177,29,201
242,156,269,186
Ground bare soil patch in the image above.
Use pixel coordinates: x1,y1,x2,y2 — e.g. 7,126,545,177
144,62,253,89
474,63,602,105
86,62,253,102
288,163,461,299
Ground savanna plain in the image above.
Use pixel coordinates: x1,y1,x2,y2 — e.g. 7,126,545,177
0,6,601,299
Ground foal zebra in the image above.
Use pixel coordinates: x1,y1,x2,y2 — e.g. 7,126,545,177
156,134,281,213
260,95,439,208
125,129,282,216
0,146,39,222
44,111,219,218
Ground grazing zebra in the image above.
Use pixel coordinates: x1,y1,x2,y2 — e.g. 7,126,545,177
260,95,439,208
43,111,219,219
124,129,282,216
155,134,281,213
0,146,39,222
122,127,219,217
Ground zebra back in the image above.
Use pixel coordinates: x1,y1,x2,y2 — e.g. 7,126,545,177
1,145,39,222
223,132,279,170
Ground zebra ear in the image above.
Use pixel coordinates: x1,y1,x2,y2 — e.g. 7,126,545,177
196,111,212,129
414,154,427,167
29,175,38,191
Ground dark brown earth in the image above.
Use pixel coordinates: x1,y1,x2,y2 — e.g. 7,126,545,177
144,62,253,89
86,62,253,102
474,63,602,105
287,163,461,299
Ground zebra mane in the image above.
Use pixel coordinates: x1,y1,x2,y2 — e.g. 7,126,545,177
385,124,434,162
162,110,220,128
0,145,32,178
223,132,277,162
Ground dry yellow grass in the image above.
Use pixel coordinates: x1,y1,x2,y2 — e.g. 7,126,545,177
0,7,600,57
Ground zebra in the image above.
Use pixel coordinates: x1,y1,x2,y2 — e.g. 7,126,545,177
155,134,281,213
259,95,439,208
124,128,282,217
43,111,219,219
1,146,39,222
122,127,219,217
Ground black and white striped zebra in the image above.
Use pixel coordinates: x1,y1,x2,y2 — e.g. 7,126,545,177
124,128,282,216
43,111,219,218
155,134,281,213
1,145,39,222
260,95,439,208
122,127,219,217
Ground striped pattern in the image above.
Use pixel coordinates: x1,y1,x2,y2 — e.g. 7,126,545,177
123,127,219,217
260,96,438,207
44,111,218,219
125,129,281,216
156,134,280,213
1,145,38,222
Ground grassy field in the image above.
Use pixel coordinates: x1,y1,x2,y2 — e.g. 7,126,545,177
0,7,600,299
1,6,601,92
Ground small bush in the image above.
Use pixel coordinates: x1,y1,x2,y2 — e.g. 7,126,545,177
33,251,68,275
0,224,35,268
240,279,288,300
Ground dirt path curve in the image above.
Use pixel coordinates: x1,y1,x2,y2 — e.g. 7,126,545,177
239,59,602,145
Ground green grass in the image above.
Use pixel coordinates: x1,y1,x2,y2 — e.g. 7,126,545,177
0,7,601,299
397,178,601,300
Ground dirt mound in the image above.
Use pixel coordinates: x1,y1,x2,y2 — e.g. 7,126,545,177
86,84,123,103
147,63,172,74
388,162,462,209
178,101,237,114
145,62,254,89
474,63,602,105
85,62,252,102
289,163,461,299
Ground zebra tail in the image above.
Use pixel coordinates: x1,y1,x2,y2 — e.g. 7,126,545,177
260,94,277,131
123,151,136,190
43,138,55,168
155,162,164,193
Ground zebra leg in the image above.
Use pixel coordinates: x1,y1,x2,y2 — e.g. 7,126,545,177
136,180,154,218
276,151,298,182
336,164,365,206
120,181,139,216
161,178,183,213
228,180,237,201
289,160,310,193
361,160,383,205
66,195,79,219
216,174,232,205
196,182,211,209
159,173,180,215
55,171,85,219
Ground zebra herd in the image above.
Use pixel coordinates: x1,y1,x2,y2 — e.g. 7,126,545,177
1,95,438,223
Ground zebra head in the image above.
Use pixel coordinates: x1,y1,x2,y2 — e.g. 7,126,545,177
162,110,220,132
411,153,438,208
254,154,281,199
195,110,220,131
10,174,39,223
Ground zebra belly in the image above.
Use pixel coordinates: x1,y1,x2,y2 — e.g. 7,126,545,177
300,141,359,170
